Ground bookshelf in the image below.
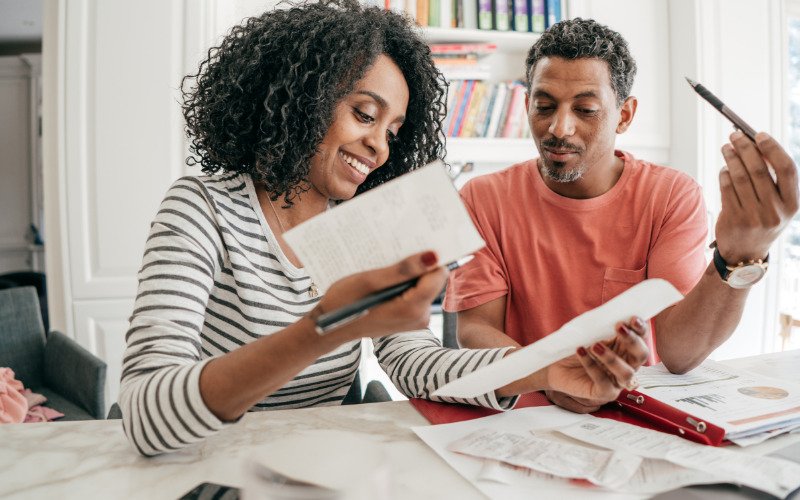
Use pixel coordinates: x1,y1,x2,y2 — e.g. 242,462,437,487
423,26,541,168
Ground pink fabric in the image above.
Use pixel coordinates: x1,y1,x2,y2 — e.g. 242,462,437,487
24,405,64,423
0,368,28,424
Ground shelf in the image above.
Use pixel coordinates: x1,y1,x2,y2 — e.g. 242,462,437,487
445,137,536,164
423,27,541,52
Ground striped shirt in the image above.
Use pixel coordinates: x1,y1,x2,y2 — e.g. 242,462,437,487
119,173,515,456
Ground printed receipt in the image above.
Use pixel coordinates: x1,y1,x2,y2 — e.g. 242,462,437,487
432,279,683,399
447,428,641,489
283,161,485,293
559,417,800,498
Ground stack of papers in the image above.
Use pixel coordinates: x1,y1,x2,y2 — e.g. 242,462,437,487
636,360,800,446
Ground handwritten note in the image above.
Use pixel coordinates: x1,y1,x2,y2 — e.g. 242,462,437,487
283,161,485,293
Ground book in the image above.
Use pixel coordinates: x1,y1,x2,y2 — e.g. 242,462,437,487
477,0,493,30
429,42,497,55
544,0,561,28
494,0,511,31
462,0,478,29
530,0,545,32
446,80,470,136
428,0,441,26
440,0,453,28
452,80,477,136
460,81,487,137
500,83,526,137
512,0,529,32
484,82,509,138
416,0,429,25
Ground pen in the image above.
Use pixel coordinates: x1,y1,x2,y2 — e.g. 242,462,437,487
685,77,757,142
314,255,475,335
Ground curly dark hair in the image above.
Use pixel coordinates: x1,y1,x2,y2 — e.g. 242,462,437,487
525,18,637,106
182,0,447,203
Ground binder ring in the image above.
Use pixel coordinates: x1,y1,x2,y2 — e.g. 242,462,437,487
626,393,645,405
686,417,707,433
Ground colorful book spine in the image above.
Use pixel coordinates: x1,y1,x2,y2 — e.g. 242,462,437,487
461,81,487,137
501,84,526,138
545,0,561,28
477,0,493,30
451,80,476,137
446,81,469,137
428,0,441,26
512,0,529,32
530,0,545,32
494,0,511,31
416,0,429,25
477,83,499,137
440,0,453,28
485,82,509,137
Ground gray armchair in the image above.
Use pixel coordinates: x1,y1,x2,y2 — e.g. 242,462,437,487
0,287,106,420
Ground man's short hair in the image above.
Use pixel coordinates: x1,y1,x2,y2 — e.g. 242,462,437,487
525,18,637,106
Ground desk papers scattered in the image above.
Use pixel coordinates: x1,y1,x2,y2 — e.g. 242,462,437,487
559,417,800,499
413,406,800,499
448,428,641,489
432,279,683,399
283,161,484,293
413,406,727,499
637,360,800,444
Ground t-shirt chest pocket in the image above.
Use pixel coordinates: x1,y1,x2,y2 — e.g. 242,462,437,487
602,265,647,303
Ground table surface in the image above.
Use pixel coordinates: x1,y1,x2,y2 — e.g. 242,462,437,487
2,352,799,500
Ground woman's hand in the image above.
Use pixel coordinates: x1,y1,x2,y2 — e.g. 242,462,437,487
544,316,650,413
313,250,447,342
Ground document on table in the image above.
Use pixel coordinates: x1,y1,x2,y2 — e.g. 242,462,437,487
447,428,642,489
636,360,800,441
283,161,484,293
412,406,730,499
559,417,800,499
432,279,683,399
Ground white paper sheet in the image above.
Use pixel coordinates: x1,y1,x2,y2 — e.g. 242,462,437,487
559,417,800,498
432,279,683,398
448,428,642,489
282,161,485,293
636,360,800,440
412,406,723,499
412,406,644,500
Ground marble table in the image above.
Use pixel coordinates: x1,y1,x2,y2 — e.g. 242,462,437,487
0,401,483,500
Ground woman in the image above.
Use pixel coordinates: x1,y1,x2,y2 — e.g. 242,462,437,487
120,0,649,456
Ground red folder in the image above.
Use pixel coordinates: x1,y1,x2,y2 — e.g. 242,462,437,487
410,390,727,446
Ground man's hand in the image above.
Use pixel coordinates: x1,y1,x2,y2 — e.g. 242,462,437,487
545,317,650,413
715,131,799,264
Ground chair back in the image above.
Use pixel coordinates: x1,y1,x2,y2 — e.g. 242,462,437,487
0,287,46,388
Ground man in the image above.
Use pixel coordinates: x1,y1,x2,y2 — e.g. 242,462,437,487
443,18,799,413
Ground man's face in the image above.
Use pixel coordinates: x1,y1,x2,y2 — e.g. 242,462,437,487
527,57,631,184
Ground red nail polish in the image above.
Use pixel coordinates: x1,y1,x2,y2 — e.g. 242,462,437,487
577,347,587,357
421,251,437,266
593,343,605,355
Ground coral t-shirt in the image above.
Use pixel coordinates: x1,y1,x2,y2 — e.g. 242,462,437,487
444,151,708,356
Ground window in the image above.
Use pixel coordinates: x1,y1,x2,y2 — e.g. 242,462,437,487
776,3,800,350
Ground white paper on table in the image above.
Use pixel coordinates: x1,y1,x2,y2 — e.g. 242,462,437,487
636,360,800,440
432,279,683,399
558,416,800,498
447,428,642,489
282,161,484,293
412,406,724,500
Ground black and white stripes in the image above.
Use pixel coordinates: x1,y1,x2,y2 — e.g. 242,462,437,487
119,174,515,456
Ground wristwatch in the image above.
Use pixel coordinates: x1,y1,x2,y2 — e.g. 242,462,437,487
711,243,769,289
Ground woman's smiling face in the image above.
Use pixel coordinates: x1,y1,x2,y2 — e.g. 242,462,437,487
307,54,409,201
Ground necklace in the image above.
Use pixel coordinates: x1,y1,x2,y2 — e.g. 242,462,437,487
267,195,318,298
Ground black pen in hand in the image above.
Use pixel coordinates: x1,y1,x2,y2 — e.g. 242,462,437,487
313,255,474,335
685,77,757,142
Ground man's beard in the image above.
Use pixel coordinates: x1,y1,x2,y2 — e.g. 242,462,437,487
538,138,586,183
540,158,588,183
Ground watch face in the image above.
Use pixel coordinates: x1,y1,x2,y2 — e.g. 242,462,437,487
728,265,767,289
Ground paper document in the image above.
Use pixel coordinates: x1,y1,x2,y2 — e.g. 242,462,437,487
637,360,800,440
283,161,484,293
432,279,682,398
413,406,729,499
559,417,800,498
448,428,641,489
